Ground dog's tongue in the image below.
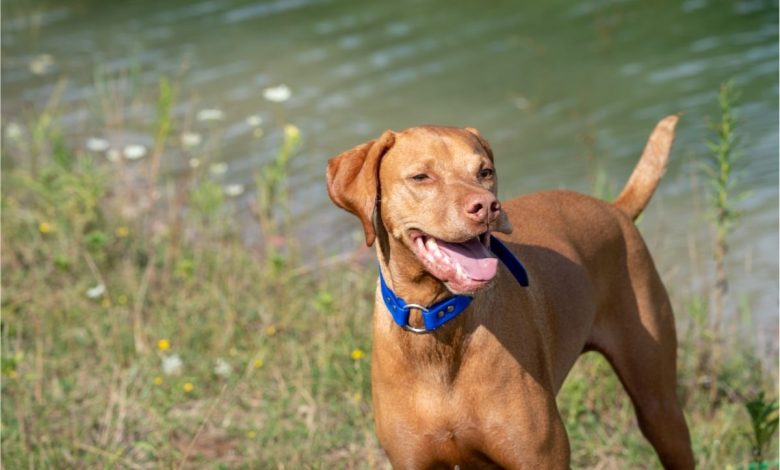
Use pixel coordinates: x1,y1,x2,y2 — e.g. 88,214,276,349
438,238,498,281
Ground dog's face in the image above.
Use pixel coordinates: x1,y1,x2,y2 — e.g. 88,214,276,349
327,126,512,294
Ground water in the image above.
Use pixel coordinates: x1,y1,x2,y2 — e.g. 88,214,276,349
2,0,777,346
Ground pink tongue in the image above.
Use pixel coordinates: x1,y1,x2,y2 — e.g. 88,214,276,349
437,238,498,281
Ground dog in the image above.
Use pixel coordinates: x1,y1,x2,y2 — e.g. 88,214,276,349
326,116,694,469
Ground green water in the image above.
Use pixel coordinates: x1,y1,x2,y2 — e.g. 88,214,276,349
2,0,777,340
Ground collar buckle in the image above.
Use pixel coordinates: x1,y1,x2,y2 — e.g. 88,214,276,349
401,304,431,334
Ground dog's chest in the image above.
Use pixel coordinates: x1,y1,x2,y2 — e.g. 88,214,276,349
377,369,511,449
382,388,520,468
392,400,487,463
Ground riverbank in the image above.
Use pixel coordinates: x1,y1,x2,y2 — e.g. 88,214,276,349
2,86,777,468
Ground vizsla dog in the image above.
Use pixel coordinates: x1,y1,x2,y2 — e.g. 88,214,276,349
326,116,694,469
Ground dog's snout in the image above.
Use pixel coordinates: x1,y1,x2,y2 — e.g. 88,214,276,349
465,193,500,224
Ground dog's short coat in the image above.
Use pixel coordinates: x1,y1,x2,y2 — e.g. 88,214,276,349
326,116,694,469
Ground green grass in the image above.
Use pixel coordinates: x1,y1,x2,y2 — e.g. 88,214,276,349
1,162,381,467
1,78,777,468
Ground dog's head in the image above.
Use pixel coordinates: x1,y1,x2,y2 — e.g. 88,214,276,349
327,126,512,294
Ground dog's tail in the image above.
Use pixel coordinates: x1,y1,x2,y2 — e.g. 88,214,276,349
613,115,679,221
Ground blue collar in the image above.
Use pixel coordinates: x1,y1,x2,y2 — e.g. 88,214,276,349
379,235,529,333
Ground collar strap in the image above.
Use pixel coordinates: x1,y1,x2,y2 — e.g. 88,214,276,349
490,235,529,287
379,235,528,333
379,269,473,333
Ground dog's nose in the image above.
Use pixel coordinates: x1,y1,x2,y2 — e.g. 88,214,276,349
465,193,501,224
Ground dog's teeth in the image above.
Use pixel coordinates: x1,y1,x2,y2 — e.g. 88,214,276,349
454,262,472,282
425,238,444,258
454,263,465,278
416,237,426,250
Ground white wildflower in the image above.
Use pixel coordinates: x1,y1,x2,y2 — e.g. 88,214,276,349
5,123,22,141
189,158,201,169
180,131,202,148
86,284,106,299
29,54,55,76
214,358,232,377
86,137,110,152
123,144,148,160
263,84,291,103
245,115,263,127
209,162,228,175
223,184,244,197
196,108,225,122
162,354,183,376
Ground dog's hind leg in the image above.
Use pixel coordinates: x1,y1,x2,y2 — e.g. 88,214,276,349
592,260,695,470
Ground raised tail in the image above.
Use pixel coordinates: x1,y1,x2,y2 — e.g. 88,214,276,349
613,115,679,220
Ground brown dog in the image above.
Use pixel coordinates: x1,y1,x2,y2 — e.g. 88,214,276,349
326,116,694,469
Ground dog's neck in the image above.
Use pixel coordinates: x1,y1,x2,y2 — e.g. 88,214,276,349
373,208,452,312
377,237,478,362
372,217,494,382
377,242,454,317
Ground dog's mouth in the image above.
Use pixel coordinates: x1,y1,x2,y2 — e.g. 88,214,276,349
408,229,497,294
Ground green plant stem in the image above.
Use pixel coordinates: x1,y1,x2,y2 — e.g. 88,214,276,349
706,81,741,409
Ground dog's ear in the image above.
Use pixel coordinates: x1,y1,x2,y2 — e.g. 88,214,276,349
465,127,494,161
326,130,396,246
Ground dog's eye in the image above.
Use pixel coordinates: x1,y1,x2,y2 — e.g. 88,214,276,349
410,173,430,182
479,168,494,179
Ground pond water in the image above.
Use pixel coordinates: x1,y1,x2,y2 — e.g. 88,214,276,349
2,0,777,348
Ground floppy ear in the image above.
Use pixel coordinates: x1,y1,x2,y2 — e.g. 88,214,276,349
465,127,513,234
326,130,396,246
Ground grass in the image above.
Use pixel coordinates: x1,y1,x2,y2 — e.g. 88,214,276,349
1,75,777,468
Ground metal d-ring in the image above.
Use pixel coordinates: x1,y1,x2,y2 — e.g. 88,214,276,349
402,303,431,334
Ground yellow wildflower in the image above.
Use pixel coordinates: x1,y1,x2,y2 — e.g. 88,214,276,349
153,376,163,385
246,430,257,439
38,222,53,234
117,294,128,305
157,339,171,351
228,347,238,357
253,358,264,369
350,348,365,361
183,382,194,393
265,325,277,337
115,226,129,238
284,124,300,141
